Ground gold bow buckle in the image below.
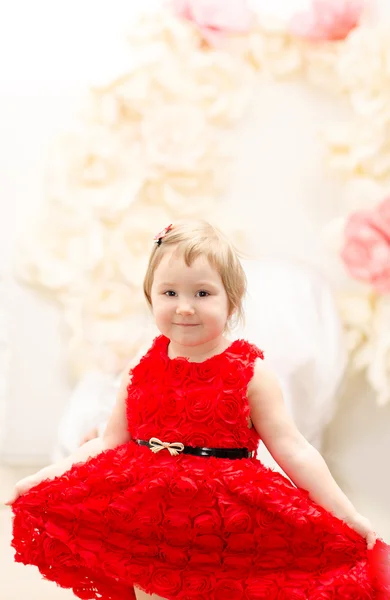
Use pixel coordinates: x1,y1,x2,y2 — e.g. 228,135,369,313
149,437,185,456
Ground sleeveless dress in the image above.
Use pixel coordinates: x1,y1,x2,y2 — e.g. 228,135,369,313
11,335,390,599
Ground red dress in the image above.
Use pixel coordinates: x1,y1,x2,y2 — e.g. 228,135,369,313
11,335,390,599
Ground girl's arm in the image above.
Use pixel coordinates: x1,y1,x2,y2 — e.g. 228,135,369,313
5,361,134,505
247,360,377,547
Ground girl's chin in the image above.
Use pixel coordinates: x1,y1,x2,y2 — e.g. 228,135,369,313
170,331,223,348
173,331,202,343
170,328,204,342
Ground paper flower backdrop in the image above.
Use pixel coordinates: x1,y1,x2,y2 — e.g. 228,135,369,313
341,197,390,293
0,273,9,445
289,0,365,42
16,0,390,403
172,0,254,46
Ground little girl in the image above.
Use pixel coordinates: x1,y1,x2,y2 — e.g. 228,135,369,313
6,220,390,599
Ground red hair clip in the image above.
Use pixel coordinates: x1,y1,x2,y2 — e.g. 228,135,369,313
154,224,173,246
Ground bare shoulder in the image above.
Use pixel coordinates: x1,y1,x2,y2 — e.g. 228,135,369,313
102,354,141,448
247,358,283,404
247,359,290,436
247,358,307,460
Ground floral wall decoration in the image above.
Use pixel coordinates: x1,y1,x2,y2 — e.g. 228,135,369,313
0,272,9,449
16,0,390,403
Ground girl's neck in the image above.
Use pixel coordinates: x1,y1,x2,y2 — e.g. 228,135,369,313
167,336,231,363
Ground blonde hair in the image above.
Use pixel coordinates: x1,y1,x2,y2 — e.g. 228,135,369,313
143,220,246,329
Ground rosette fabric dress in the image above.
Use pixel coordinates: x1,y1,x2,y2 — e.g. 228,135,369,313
11,335,390,599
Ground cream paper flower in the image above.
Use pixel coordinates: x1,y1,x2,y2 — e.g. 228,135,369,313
324,27,390,181
107,207,173,286
302,43,342,92
64,281,151,377
186,50,255,125
139,104,229,212
47,125,146,222
100,35,254,128
96,48,255,131
366,296,390,406
324,118,390,180
16,208,105,292
0,273,9,431
92,49,192,127
127,11,201,56
141,104,217,174
339,292,390,405
336,25,390,121
341,177,388,212
249,17,303,77
140,171,225,216
338,291,374,365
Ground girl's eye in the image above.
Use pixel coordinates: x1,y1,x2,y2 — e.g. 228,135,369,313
197,290,210,297
164,291,177,297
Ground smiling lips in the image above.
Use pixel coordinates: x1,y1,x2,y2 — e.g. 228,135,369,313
174,323,199,327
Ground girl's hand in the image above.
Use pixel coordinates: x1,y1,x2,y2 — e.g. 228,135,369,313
345,513,377,550
4,437,106,507
4,474,41,506
4,464,60,506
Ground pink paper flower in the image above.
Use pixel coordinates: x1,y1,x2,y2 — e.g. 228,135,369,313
341,197,390,293
289,0,366,42
171,0,253,46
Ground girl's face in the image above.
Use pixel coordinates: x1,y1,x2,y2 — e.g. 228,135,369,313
150,249,230,348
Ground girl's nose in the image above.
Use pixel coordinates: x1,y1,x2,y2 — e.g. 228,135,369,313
176,302,195,315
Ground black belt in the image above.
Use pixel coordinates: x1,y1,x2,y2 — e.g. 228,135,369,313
134,437,254,459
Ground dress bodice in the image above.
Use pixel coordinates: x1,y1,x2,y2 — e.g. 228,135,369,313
126,335,264,451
